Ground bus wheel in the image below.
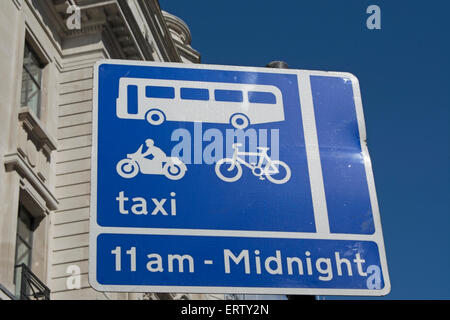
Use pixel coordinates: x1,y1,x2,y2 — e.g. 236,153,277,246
230,113,249,129
146,109,165,125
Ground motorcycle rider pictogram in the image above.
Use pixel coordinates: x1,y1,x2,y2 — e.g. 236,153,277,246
116,139,187,180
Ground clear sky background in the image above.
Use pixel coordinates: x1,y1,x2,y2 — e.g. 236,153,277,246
159,0,450,299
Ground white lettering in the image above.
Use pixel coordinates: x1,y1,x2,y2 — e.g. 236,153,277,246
224,249,250,274
146,253,164,272
354,253,368,276
316,258,333,281
264,250,283,275
116,191,129,214
168,254,195,273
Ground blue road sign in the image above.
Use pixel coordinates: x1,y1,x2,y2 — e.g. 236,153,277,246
90,60,390,296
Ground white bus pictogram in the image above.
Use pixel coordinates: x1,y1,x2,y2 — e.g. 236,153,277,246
116,78,285,129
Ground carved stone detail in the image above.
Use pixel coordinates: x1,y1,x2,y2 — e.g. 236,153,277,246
2,108,59,213
17,107,57,183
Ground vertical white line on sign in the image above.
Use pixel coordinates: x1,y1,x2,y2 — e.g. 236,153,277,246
297,72,330,234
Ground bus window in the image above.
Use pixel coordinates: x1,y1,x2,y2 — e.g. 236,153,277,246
214,89,243,102
248,91,277,104
180,88,209,101
146,86,175,99
127,85,138,114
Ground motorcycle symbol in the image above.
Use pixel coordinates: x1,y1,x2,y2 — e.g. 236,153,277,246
116,139,187,180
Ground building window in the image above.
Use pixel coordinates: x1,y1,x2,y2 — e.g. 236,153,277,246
14,205,35,269
21,44,44,118
13,203,51,300
14,204,35,297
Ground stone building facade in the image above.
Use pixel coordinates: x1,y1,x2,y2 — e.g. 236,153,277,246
0,0,224,300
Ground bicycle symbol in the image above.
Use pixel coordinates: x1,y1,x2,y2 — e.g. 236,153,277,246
215,143,291,184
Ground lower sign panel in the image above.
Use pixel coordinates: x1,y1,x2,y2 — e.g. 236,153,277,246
92,233,387,295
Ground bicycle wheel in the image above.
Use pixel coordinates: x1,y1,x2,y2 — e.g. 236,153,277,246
266,160,291,184
215,158,242,183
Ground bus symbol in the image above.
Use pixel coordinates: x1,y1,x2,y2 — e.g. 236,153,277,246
116,78,285,129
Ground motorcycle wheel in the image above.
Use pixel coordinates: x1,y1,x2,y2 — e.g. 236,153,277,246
116,159,139,179
163,161,186,180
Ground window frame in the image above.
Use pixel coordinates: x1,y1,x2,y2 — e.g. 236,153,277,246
20,42,45,119
14,204,35,269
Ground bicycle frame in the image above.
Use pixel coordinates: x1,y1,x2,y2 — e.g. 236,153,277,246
229,145,279,175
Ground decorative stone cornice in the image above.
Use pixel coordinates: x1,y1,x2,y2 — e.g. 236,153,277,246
161,10,200,63
18,107,58,157
49,0,146,60
4,108,59,212
37,0,199,63
64,23,105,39
161,10,192,46
4,152,59,211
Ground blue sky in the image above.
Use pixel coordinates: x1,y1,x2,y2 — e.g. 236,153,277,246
159,0,450,299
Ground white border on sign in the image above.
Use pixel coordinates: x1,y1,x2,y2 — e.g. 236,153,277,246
89,60,390,296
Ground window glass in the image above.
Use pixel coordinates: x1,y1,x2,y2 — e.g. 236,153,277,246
23,46,42,81
15,238,32,267
248,91,277,104
15,206,34,268
146,86,175,99
17,217,33,245
21,44,43,118
180,88,209,101
215,89,243,102
21,72,41,114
